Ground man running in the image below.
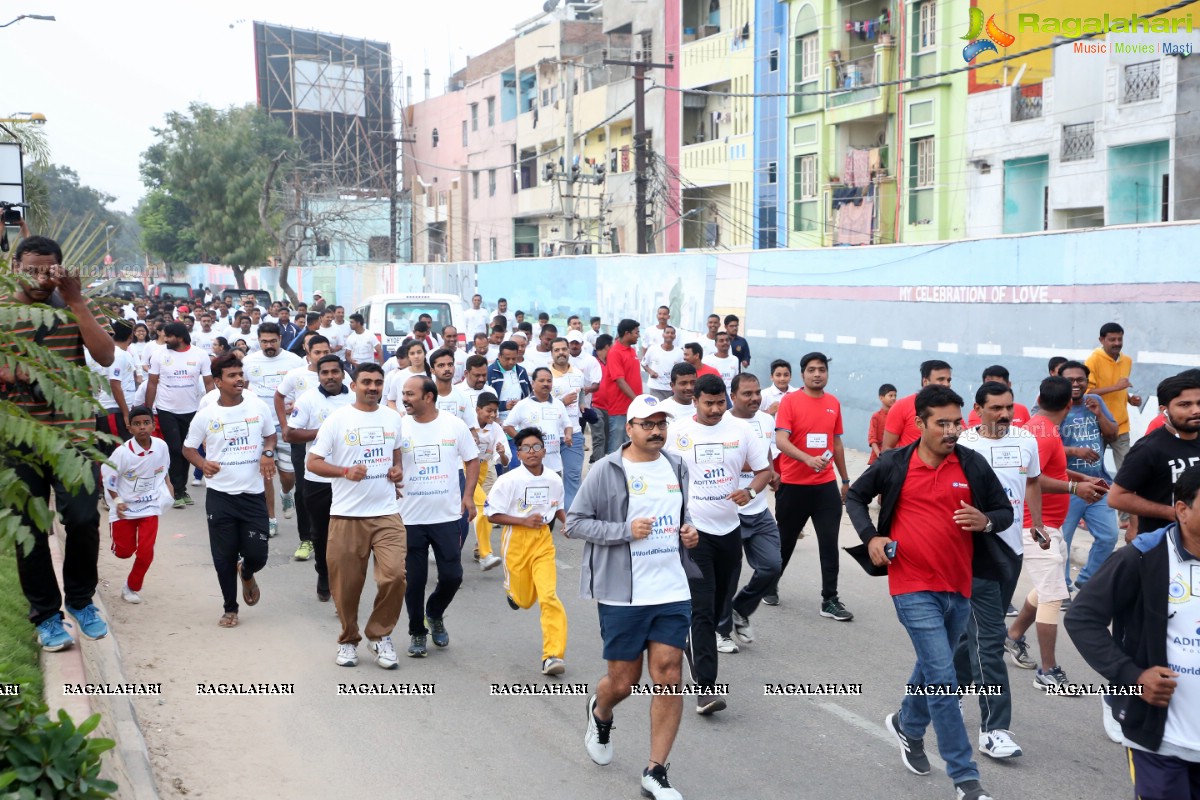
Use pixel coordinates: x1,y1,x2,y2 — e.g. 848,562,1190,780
643,325,683,401
882,360,953,451
308,362,407,669
146,321,214,509
658,363,697,421
182,355,277,628
597,320,643,455
399,376,481,657
568,395,699,800
505,367,572,477
549,338,586,509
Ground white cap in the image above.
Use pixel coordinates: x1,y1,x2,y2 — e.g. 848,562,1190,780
510,331,528,341
627,394,674,421
565,330,585,343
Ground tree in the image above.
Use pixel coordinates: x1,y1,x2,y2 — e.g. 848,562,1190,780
138,104,291,287
25,164,143,267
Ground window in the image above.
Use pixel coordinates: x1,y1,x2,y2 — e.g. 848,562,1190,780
800,34,818,80
793,124,816,146
908,100,934,126
383,302,452,338
315,238,330,258
368,236,389,261
797,155,817,199
918,1,936,50
470,103,478,131
769,48,779,72
767,161,777,184
472,171,480,199
913,137,935,188
489,237,498,260
487,97,496,126
488,169,497,197
473,238,481,261
462,120,468,146
432,128,439,147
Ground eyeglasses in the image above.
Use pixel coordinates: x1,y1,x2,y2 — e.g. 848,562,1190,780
632,420,670,431
517,443,545,453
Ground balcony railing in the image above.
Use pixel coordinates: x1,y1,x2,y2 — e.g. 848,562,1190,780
1061,122,1095,162
1123,60,1160,103
1012,88,1043,121
829,54,880,107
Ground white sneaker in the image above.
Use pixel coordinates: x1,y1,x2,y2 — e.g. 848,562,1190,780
479,553,502,571
372,636,399,670
336,643,357,667
1102,696,1124,743
584,694,614,765
732,609,754,643
281,491,295,519
979,729,1023,759
191,476,203,487
268,518,279,538
121,585,142,604
716,633,739,654
542,657,566,675
641,763,683,800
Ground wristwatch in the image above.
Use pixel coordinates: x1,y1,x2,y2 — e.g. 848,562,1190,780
747,488,757,500
262,449,275,459
983,520,994,534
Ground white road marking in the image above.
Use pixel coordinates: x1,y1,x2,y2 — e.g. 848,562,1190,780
1136,350,1200,367
814,701,948,775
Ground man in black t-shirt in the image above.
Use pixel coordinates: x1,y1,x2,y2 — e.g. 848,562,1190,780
1110,373,1200,538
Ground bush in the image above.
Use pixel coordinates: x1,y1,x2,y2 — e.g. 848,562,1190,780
0,694,116,798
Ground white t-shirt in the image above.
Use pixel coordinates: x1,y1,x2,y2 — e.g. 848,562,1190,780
1161,531,1200,751
434,386,476,431
455,381,486,411
725,409,778,517
398,412,479,524
287,387,355,484
506,396,571,472
309,404,405,516
523,348,554,375
149,346,211,414
570,352,603,409
191,329,218,357
602,454,690,607
641,325,668,353
643,345,684,392
100,437,171,522
550,366,584,427
477,421,508,465
183,394,276,495
112,348,137,403
463,307,491,336
666,415,768,535
449,348,468,384
276,366,351,413
319,324,346,355
140,340,164,371
584,328,601,349
86,347,130,410
700,335,719,357
761,383,798,414
384,367,430,408
484,464,564,528
345,331,379,364
657,397,695,422
956,426,1042,555
703,353,740,395
241,350,305,426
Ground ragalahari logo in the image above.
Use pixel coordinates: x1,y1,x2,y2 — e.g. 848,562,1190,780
962,7,1015,62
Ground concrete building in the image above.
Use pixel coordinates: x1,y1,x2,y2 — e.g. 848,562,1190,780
965,47,1200,237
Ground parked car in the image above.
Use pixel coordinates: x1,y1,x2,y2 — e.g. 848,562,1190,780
354,292,465,359
151,282,196,301
219,288,272,309
114,280,147,300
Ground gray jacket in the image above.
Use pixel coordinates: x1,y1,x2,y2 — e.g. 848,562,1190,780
565,444,700,603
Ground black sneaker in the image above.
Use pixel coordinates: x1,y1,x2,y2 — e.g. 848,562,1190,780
762,593,780,606
886,711,931,775
407,634,428,658
506,595,519,610
820,598,854,621
955,779,994,800
427,616,449,647
316,587,331,602
1005,603,1018,617
696,694,727,715
641,762,682,799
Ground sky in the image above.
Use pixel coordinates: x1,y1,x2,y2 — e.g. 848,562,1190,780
8,0,535,211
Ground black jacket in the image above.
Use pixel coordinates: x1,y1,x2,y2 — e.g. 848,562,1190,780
845,442,1018,584
1063,525,1178,752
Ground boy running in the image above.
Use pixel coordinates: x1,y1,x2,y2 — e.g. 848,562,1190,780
473,392,510,571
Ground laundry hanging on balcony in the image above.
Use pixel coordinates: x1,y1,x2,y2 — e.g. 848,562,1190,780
842,148,872,188
835,196,875,246
844,19,883,40
831,186,867,209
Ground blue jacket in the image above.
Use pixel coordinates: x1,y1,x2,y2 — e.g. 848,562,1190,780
485,361,531,410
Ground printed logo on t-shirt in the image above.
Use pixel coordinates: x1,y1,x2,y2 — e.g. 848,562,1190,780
629,476,648,494
674,433,692,450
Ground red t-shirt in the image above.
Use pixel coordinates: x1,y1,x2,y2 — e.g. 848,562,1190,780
696,363,721,380
1023,415,1069,529
888,449,976,598
884,393,921,447
592,358,612,411
966,402,1031,429
867,407,888,464
775,391,843,486
1146,413,1167,434
599,342,643,415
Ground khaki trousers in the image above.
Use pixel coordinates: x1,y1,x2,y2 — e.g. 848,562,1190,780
328,514,408,645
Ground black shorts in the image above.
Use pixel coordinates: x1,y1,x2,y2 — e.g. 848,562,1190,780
597,600,691,661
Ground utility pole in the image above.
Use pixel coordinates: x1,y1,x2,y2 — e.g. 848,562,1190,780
562,60,575,252
604,54,673,254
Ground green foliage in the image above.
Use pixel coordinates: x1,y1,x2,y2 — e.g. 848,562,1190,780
0,556,41,699
138,103,292,274
26,165,142,267
0,694,117,799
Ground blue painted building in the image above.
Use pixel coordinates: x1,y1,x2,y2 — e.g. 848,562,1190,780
752,0,788,249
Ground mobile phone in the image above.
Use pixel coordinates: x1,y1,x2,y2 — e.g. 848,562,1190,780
821,449,833,461
1031,528,1049,546
884,540,898,559
1094,479,1110,489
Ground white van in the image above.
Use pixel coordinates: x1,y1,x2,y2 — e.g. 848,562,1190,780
354,292,466,358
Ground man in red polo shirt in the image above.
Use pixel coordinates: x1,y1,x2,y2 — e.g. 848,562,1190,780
682,342,721,381
882,360,953,451
846,385,1013,800
596,319,642,455
965,365,1031,428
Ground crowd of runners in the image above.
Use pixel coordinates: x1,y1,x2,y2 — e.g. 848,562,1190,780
5,235,1200,800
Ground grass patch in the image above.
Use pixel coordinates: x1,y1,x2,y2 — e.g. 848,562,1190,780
0,553,43,699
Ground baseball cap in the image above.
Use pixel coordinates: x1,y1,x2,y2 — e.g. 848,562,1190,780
565,330,585,343
313,292,323,299
627,394,674,420
178,305,190,313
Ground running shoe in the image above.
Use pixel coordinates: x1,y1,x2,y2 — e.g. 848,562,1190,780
191,476,203,487
372,636,399,670
716,633,739,654
979,729,1023,759
407,634,428,658
731,609,754,644
542,657,566,676
1034,666,1070,690
641,762,683,800
480,553,502,571
35,614,74,652
65,604,108,640
172,496,187,510
281,491,295,519
820,598,854,621
268,518,278,538
886,711,931,775
181,492,194,506
1101,696,1124,743
584,694,614,765
1004,635,1037,669
696,694,726,715
121,584,142,604
762,593,780,606
293,541,314,561
1005,603,1018,617
426,617,449,648
955,779,995,800
336,643,358,667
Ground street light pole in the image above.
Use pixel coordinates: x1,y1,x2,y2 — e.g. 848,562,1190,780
0,14,56,28
104,224,114,274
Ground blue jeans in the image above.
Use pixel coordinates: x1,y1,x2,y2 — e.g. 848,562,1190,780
604,413,628,455
561,434,584,511
1061,493,1119,588
893,591,979,784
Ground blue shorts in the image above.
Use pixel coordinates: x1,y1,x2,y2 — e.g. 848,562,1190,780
597,600,691,662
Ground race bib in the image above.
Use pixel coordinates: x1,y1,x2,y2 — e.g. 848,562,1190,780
524,486,550,507
414,445,440,464
569,376,583,387
358,427,385,446
694,444,724,464
543,409,560,421
133,476,157,493
262,374,283,389
748,420,763,438
222,421,249,440
990,446,1022,469
806,433,828,449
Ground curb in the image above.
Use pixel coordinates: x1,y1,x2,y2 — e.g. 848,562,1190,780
44,520,161,800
